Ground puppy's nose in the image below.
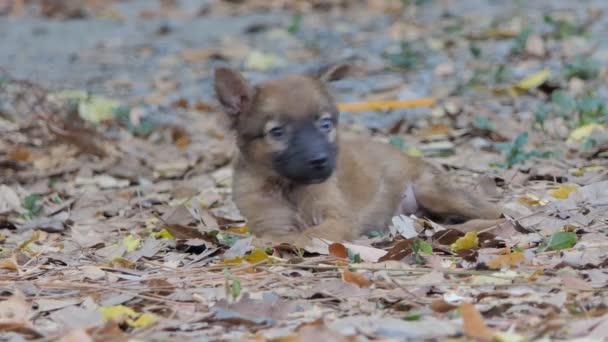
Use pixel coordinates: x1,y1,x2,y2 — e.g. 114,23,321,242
309,155,328,170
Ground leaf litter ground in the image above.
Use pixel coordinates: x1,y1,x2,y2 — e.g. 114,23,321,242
1,1,608,341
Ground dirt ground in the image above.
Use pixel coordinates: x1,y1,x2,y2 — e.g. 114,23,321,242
1,0,608,341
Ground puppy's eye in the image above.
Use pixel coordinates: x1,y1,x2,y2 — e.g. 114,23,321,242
318,117,333,132
267,126,285,139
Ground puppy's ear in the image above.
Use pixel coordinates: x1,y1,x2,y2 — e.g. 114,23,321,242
318,63,352,83
214,67,254,118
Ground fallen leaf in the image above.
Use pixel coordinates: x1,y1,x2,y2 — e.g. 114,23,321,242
451,231,479,252
163,223,205,240
486,252,526,269
460,303,494,341
539,232,578,252
126,313,157,328
561,275,593,291
244,50,286,71
390,215,418,239
342,270,372,288
98,305,137,322
430,300,457,313
567,124,606,143
329,243,349,259
150,228,175,240
378,239,413,262
342,243,387,263
122,235,141,253
0,255,18,272
514,69,551,91
548,184,579,199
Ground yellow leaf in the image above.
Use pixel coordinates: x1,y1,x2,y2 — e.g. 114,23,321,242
221,256,245,265
221,248,269,265
567,124,606,143
570,165,605,177
451,231,478,252
123,235,141,252
404,146,422,157
145,217,160,230
150,229,175,240
0,234,6,242
244,248,269,264
226,226,250,234
127,313,157,328
99,305,137,322
514,69,551,91
548,184,579,199
518,193,548,206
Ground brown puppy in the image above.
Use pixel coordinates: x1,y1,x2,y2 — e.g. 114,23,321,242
214,66,503,245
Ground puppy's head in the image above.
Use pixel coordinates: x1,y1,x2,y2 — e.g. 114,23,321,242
214,65,348,184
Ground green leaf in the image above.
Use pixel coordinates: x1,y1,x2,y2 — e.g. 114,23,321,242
416,240,433,254
473,117,496,131
469,43,481,59
564,56,600,80
347,248,362,263
403,312,422,321
389,136,406,149
513,132,529,150
512,27,532,53
287,11,303,34
538,232,577,252
231,278,241,299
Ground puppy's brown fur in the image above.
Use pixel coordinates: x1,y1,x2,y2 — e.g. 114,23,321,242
214,66,503,245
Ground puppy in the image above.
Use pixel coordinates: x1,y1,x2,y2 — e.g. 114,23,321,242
214,66,503,245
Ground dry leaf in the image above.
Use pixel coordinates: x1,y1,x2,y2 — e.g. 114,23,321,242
548,184,579,199
342,269,372,288
329,243,349,259
460,303,494,341
486,252,526,269
342,243,387,263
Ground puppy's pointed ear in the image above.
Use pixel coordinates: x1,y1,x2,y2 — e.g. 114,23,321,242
318,63,352,83
214,67,254,118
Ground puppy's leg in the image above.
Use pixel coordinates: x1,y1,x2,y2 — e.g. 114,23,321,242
413,164,503,224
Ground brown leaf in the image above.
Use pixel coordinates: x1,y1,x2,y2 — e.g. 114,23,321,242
145,279,175,296
342,269,372,288
430,299,457,313
460,303,494,341
378,239,413,262
0,255,18,272
163,223,205,240
328,243,348,259
432,228,464,245
8,147,31,161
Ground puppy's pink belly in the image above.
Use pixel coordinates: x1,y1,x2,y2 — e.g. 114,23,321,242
395,183,419,216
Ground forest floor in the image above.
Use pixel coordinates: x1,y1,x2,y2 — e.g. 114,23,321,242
1,0,608,341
